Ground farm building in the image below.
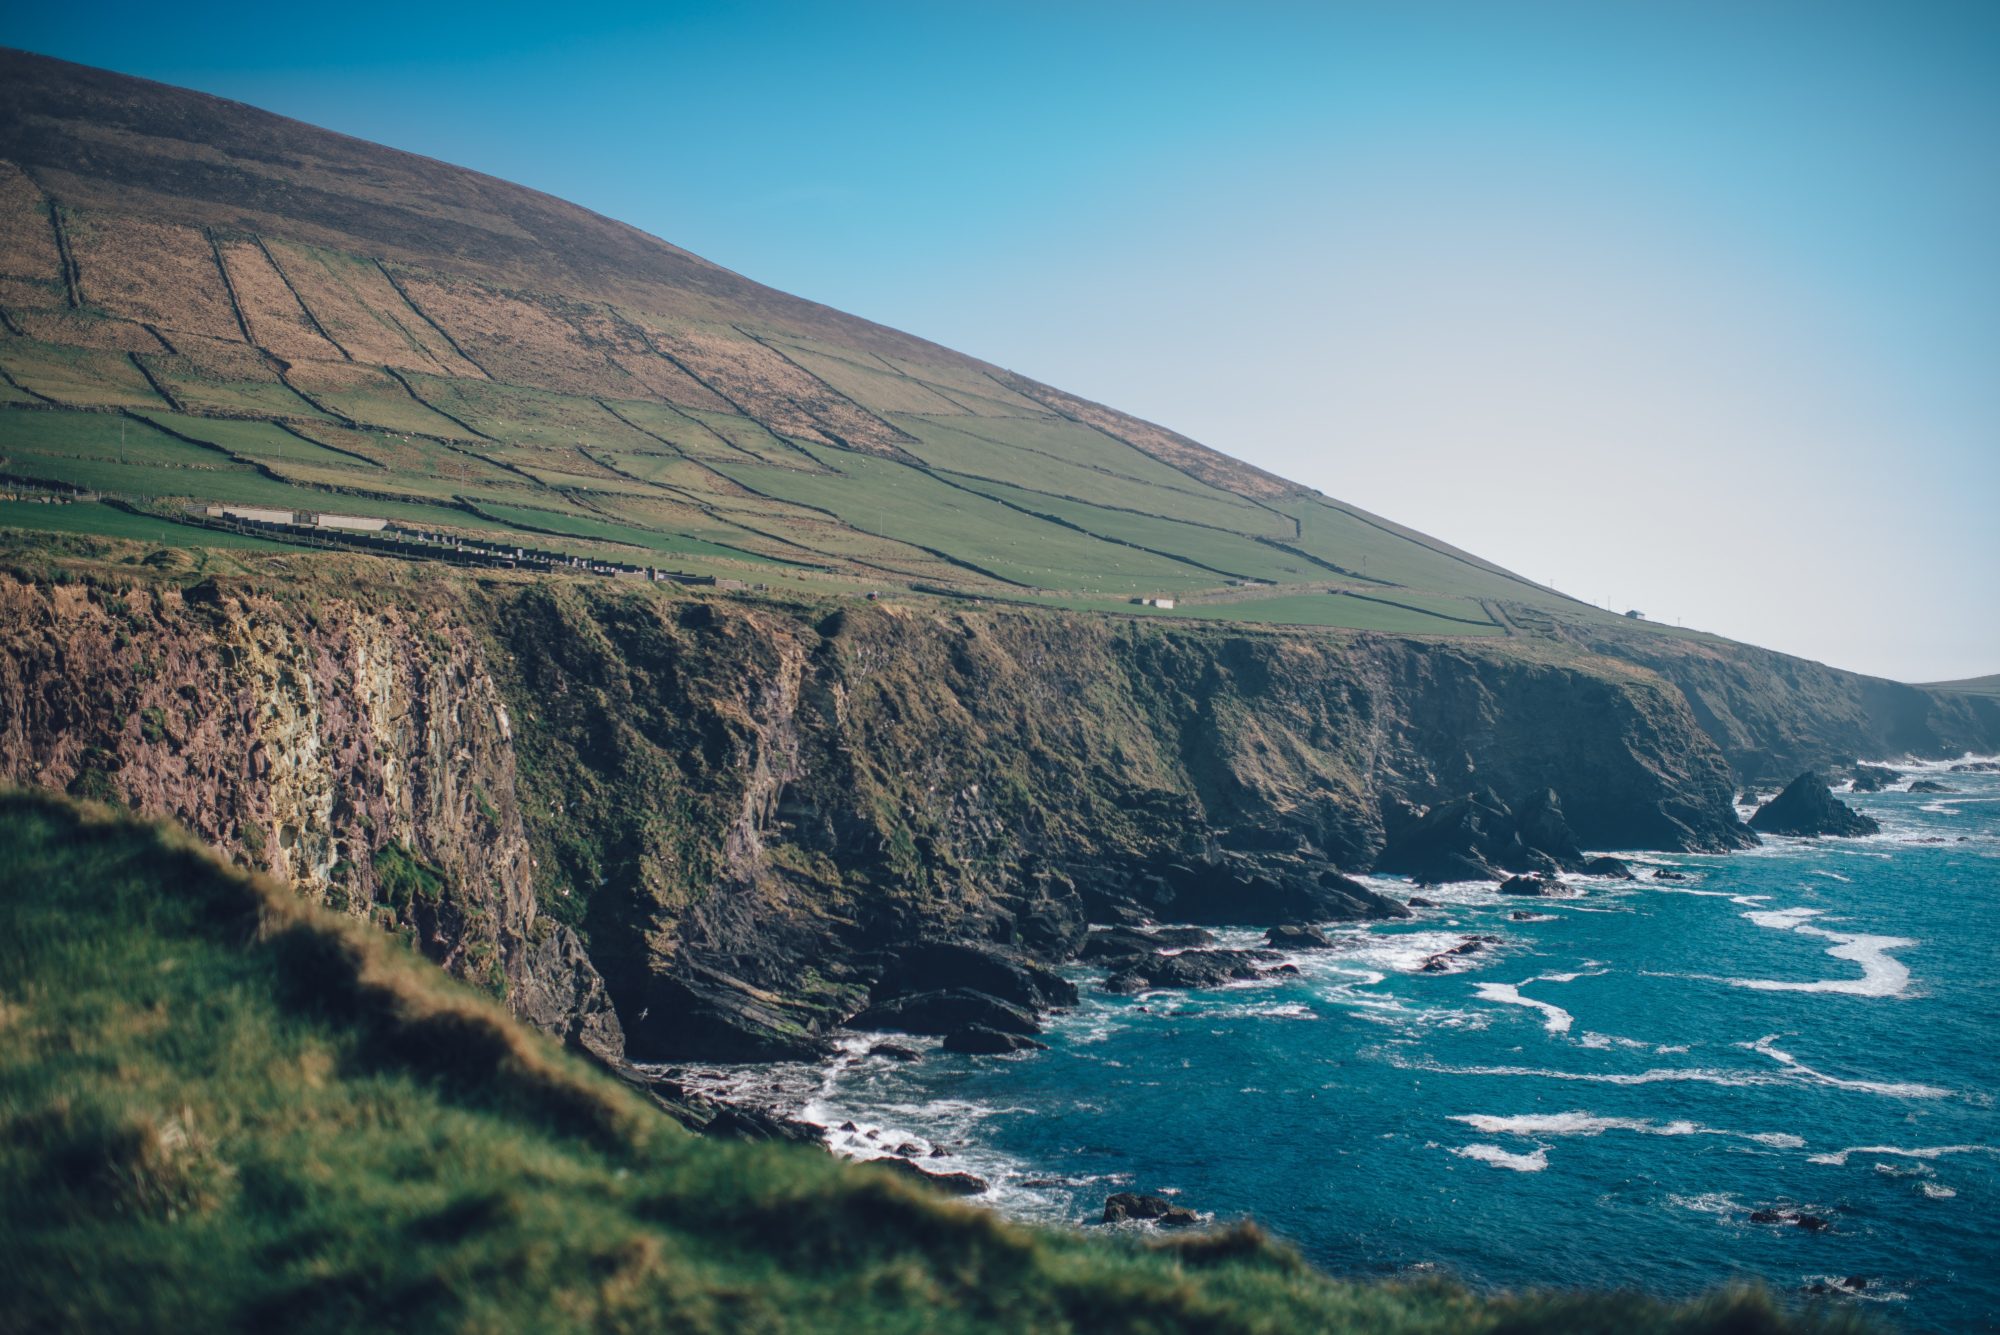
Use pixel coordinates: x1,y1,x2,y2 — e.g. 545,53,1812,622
208,505,295,526
313,513,389,532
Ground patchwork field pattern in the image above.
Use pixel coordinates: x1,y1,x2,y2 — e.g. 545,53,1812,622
0,52,1606,635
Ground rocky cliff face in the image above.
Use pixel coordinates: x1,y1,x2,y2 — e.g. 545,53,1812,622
1572,625,2000,780
0,566,622,1059
0,558,1750,1063
484,583,1749,1060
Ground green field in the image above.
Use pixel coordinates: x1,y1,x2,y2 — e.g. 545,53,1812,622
0,499,306,549
0,187,1635,637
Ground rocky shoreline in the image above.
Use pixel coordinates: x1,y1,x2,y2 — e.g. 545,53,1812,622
608,763,1924,1205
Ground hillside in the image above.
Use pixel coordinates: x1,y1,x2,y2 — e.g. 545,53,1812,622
0,46,1605,637
1923,673,2000,700
0,789,1868,1333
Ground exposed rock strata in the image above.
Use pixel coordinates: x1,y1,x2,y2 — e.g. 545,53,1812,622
2,565,1759,1062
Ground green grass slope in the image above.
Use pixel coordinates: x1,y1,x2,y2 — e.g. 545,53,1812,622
0,48,1610,637
1921,673,2000,700
0,790,1863,1334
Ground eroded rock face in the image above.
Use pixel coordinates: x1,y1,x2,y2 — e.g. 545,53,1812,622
1375,788,1626,885
2,569,1761,1064
1749,773,1881,837
0,572,612,1055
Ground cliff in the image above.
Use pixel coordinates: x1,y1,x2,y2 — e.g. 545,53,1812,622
1571,623,2000,780
0,541,1750,1062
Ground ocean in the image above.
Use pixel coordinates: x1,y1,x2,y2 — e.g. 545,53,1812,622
662,760,2000,1330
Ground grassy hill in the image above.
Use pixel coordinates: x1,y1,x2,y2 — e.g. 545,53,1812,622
0,47,1630,640
0,789,1864,1333
1921,673,2000,700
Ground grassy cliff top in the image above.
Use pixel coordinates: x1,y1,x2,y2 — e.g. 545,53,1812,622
0,789,1866,1333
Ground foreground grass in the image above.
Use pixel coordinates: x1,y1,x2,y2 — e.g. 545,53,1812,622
0,792,1872,1333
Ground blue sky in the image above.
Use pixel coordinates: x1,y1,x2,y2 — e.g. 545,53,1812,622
9,2,1996,679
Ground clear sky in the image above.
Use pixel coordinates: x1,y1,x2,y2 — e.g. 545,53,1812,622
8,2,1996,680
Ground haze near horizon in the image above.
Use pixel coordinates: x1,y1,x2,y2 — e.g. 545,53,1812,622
5,1,1994,681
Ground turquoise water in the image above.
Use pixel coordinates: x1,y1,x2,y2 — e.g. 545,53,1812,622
687,763,2000,1330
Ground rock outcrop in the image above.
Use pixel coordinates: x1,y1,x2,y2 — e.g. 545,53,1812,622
1749,773,1881,837
1101,949,1278,994
1373,787,1647,885
1102,1193,1199,1227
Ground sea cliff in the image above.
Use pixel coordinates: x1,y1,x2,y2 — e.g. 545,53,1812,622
2,546,1770,1063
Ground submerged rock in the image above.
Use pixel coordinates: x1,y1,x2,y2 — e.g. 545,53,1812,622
1420,936,1500,973
1102,1192,1199,1227
1847,764,1900,793
1749,773,1881,838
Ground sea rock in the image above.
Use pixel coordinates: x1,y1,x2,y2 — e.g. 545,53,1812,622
1907,780,1953,794
1406,896,1441,908
871,940,1078,1010
1498,873,1558,896
873,1158,990,1196
1078,925,1215,964
1847,764,1900,793
1950,761,2000,773
849,988,1042,1037
1749,773,1882,838
1102,949,1276,994
702,1104,827,1147
1651,869,1688,881
867,1042,923,1062
1264,923,1335,950
941,1023,1048,1055
1420,936,1500,972
1101,1192,1199,1227
1581,855,1635,879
